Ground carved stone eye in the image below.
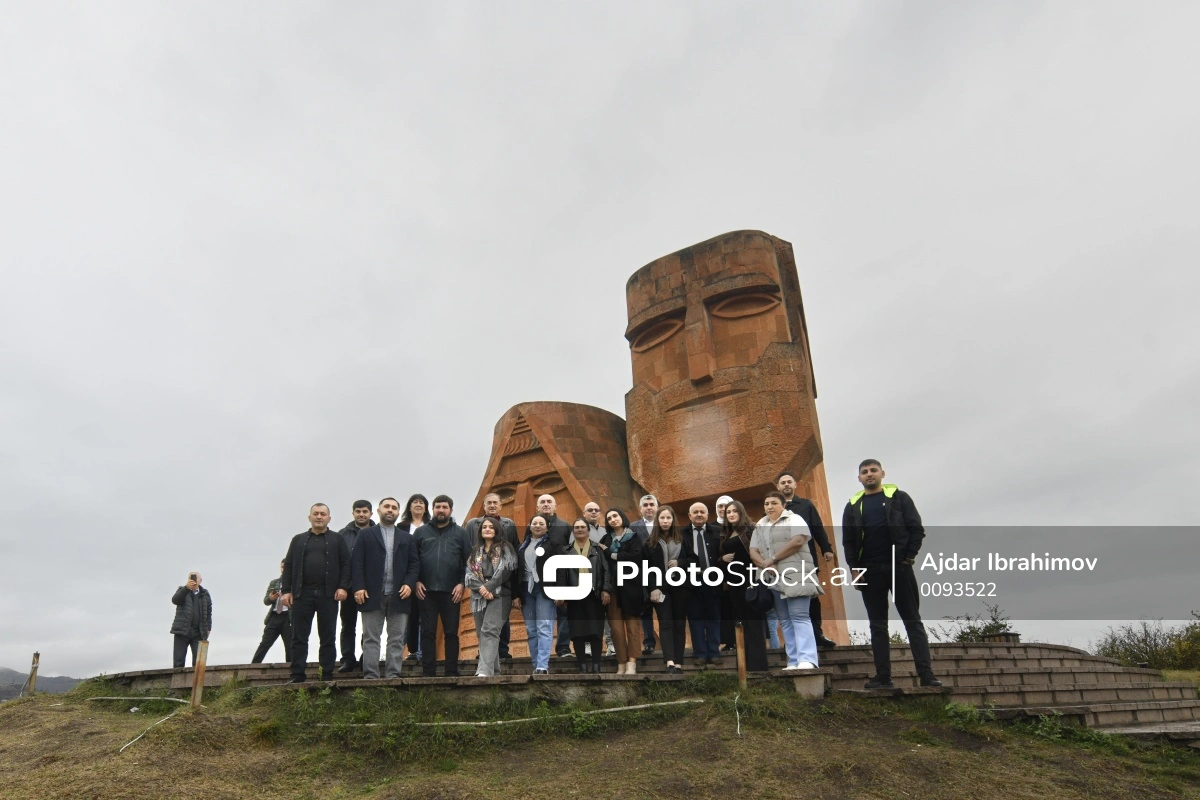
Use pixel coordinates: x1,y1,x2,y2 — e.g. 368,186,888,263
531,474,566,494
709,292,781,319
491,485,517,504
631,317,684,352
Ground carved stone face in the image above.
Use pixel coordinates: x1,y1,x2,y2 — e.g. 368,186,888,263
624,230,821,506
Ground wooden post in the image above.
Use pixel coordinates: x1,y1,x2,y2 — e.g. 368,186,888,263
190,641,209,708
27,652,40,695
735,623,747,690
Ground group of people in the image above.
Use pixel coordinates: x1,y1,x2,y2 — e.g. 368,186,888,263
171,459,941,689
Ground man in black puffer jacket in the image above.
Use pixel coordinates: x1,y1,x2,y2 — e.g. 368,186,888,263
280,503,352,683
170,571,212,668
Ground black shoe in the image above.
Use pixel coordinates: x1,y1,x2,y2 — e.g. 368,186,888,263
919,676,944,687
444,671,461,678
422,670,437,678
641,646,654,656
816,637,837,650
864,677,894,689
668,665,682,675
286,677,306,684
555,651,571,659
709,657,722,667
720,644,736,652
405,652,417,661
337,661,356,673
500,652,513,661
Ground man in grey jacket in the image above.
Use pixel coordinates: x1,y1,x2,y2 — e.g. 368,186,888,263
464,492,520,660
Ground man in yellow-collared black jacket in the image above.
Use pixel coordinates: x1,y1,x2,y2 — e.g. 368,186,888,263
842,459,941,690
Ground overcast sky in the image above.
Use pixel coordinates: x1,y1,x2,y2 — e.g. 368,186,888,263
2,3,1197,678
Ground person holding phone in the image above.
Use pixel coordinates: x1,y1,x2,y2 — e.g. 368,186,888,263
170,571,212,668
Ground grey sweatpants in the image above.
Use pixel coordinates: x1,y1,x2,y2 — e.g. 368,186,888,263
472,595,512,677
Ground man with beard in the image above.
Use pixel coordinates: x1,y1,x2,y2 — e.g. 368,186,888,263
353,497,419,679
336,499,374,671
414,495,472,677
464,493,521,660
776,472,838,650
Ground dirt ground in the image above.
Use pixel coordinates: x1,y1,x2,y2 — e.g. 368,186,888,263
1,692,1197,800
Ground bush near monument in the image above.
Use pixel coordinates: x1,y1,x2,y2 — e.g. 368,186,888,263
1093,613,1200,670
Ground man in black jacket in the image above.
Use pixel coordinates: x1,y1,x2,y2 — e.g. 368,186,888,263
170,571,212,668
681,503,724,665
777,471,838,650
280,503,351,683
842,460,941,689
414,495,472,677
352,497,420,678
336,499,374,672
631,494,659,656
536,493,573,657
464,493,521,660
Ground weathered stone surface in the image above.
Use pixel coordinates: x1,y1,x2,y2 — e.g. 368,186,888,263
623,230,846,635
459,401,640,657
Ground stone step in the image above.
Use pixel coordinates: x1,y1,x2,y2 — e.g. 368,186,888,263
830,666,1168,690
991,700,1200,728
947,682,1199,708
823,655,1128,673
1098,721,1200,748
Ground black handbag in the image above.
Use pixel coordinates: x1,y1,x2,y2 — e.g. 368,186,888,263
745,583,774,613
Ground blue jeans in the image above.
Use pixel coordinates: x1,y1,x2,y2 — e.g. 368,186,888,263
523,585,556,671
773,592,817,667
766,607,781,649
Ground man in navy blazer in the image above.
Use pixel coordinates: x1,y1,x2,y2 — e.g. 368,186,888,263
351,497,420,678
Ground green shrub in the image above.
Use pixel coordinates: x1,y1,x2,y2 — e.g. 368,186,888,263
1092,613,1200,670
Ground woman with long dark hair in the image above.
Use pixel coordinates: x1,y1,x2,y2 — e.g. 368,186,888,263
720,499,769,671
647,505,685,674
604,508,645,674
465,518,518,677
558,518,611,673
400,494,431,662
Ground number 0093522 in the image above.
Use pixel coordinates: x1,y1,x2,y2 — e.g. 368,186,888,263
920,582,997,597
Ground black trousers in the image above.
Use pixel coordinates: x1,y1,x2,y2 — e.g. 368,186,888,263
687,587,722,661
339,598,358,665
571,635,602,670
860,563,934,680
728,586,769,671
719,591,735,647
499,618,512,657
291,588,339,680
808,541,826,638
640,605,657,650
407,596,421,655
252,613,293,663
173,634,201,668
420,591,461,676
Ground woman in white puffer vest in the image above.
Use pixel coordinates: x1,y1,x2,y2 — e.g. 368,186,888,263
750,490,823,670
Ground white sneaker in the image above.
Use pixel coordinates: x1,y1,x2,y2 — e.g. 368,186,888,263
781,664,801,672
605,645,616,656
796,661,817,670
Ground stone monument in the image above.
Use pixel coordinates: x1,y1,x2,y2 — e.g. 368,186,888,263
460,230,846,657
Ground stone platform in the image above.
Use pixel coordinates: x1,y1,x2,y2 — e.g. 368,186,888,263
105,642,1200,743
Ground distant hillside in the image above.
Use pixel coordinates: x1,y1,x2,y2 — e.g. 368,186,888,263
0,666,83,700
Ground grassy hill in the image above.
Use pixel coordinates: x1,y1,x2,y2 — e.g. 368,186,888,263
0,666,83,701
0,673,1197,799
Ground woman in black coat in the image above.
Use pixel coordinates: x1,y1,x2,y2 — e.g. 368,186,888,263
604,508,646,675
557,518,612,673
399,494,431,662
720,500,769,671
